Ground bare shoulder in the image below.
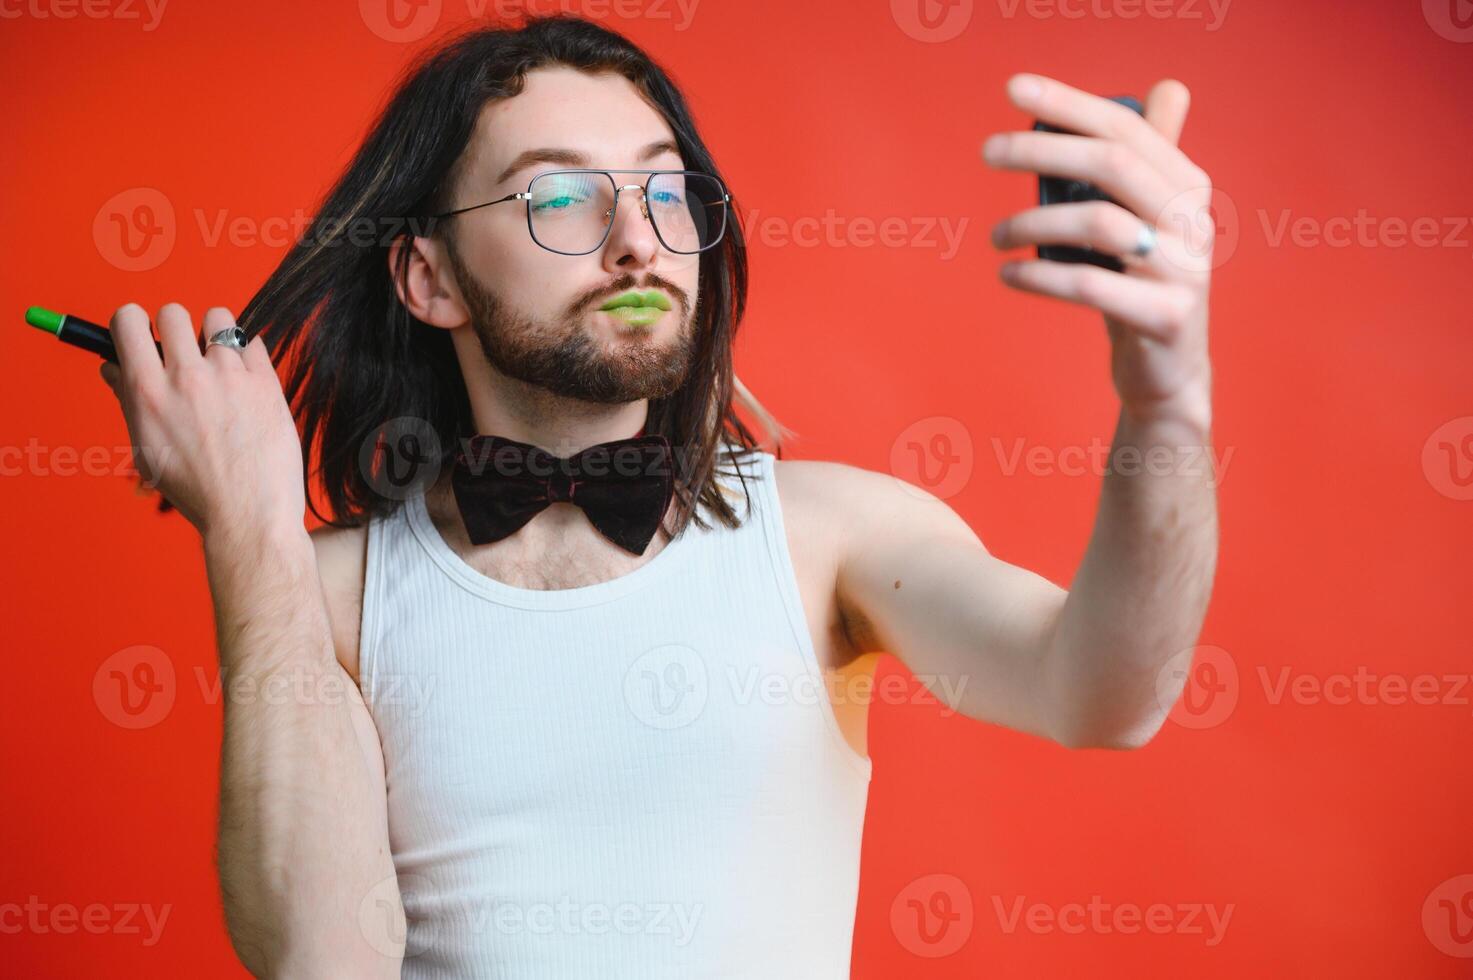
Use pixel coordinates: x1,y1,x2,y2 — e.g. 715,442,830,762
768,457,850,555
308,523,369,684
771,455,983,552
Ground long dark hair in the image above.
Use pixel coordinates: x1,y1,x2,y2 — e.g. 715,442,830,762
238,13,790,535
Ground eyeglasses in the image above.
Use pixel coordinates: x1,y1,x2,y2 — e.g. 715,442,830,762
431,169,732,256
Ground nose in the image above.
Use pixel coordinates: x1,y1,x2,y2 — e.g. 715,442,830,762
601,183,661,271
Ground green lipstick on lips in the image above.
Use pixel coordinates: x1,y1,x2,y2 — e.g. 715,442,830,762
598,289,672,329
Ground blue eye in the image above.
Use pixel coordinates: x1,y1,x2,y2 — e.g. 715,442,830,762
530,173,600,213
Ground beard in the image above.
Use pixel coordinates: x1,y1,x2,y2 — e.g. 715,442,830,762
443,236,697,405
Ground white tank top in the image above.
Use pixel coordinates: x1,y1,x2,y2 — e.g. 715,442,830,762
360,447,873,978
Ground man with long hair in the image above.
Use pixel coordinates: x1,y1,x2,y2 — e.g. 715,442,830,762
99,13,1219,977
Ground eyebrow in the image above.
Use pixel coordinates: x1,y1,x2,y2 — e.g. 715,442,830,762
494,139,684,185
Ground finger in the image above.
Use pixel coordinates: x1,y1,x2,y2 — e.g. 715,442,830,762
1143,78,1191,147
110,303,165,386
240,333,275,376
99,360,121,393
992,201,1161,271
983,130,1176,220
1005,73,1201,188
155,303,203,372
999,259,1190,343
200,307,246,371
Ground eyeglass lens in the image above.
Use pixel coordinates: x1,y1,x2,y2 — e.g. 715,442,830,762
527,171,726,254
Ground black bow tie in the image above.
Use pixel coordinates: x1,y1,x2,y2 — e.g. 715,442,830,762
449,433,675,556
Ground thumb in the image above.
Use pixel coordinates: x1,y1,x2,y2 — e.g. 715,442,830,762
1143,78,1191,146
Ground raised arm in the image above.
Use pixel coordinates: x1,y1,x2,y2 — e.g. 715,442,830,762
100,302,401,976
828,74,1221,750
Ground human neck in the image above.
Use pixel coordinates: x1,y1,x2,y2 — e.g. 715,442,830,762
457,364,650,459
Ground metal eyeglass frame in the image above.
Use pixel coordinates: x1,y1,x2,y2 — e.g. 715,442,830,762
429,168,732,257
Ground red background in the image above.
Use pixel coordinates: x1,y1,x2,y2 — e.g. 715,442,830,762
3,0,1471,976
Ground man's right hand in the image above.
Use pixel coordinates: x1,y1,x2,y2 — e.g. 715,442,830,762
98,302,306,540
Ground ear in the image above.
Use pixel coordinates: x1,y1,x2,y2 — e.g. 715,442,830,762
1143,78,1191,147
387,234,469,330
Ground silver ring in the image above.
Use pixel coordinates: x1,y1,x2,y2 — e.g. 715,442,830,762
1131,222,1158,259
206,326,247,351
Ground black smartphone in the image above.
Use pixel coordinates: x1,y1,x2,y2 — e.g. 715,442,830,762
1033,94,1145,272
